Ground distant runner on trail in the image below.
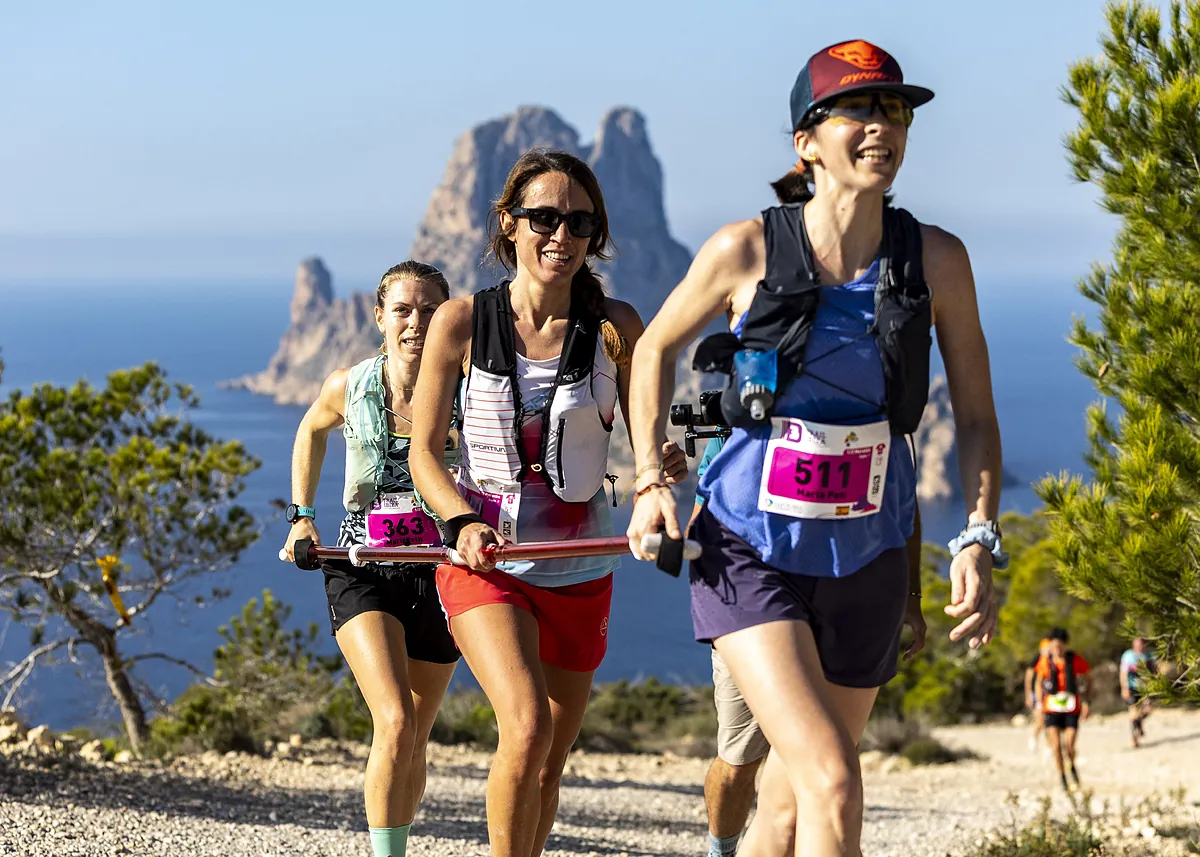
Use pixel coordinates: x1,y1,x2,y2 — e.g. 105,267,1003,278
1034,627,1091,791
1120,636,1157,748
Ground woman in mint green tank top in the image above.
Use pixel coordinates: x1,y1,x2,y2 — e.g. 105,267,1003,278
282,262,458,857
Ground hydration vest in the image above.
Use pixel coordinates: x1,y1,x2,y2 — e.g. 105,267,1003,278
694,203,932,434
342,354,458,514
458,282,617,503
1038,651,1079,698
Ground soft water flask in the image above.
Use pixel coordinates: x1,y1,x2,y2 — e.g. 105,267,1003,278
733,349,777,421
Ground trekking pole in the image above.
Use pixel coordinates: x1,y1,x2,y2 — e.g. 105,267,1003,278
278,533,699,577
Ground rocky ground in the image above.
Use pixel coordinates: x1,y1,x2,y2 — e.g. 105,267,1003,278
2,709,1198,856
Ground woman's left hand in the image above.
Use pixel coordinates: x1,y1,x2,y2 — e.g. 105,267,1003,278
662,440,688,484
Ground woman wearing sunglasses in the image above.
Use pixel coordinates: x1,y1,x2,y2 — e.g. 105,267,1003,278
409,149,686,857
627,41,1005,857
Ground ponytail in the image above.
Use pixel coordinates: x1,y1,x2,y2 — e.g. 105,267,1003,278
572,265,631,369
770,159,814,204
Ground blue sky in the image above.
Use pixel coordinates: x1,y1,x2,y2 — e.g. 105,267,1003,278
1,0,1119,287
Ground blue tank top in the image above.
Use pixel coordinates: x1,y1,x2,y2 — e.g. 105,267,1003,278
698,258,916,577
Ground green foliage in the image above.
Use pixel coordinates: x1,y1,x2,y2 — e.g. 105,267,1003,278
320,678,374,744
876,514,1126,725
150,590,342,756
580,678,715,755
956,792,1199,857
212,590,341,720
149,684,258,756
0,363,260,747
424,678,717,755
1038,0,1200,703
964,796,1104,857
431,691,500,749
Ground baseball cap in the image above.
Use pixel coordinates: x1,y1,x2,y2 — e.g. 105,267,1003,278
1048,627,1070,642
790,39,935,131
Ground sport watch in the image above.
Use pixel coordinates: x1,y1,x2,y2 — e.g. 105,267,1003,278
947,519,1009,570
285,504,316,524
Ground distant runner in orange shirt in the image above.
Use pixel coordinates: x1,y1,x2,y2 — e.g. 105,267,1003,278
1034,627,1091,791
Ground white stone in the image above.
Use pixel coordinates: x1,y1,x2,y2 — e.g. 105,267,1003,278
112,749,134,763
26,725,54,749
80,740,107,763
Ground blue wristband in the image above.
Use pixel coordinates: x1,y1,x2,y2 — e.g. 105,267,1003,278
947,521,1010,570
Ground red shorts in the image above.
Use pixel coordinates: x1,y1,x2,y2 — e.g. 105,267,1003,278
435,567,613,672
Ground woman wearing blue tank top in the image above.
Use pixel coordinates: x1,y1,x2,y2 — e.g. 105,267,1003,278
627,40,1006,857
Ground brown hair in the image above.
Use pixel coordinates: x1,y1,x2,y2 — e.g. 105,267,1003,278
487,149,631,367
376,261,451,353
771,158,814,204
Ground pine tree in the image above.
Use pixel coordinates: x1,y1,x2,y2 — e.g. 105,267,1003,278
0,363,260,752
1037,1,1200,700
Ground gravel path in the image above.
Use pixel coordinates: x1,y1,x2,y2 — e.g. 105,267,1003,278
2,710,1198,856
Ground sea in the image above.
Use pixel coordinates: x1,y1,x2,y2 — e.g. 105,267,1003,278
0,276,1099,730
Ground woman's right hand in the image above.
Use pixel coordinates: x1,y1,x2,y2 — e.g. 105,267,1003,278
456,522,504,572
282,518,321,562
627,485,679,561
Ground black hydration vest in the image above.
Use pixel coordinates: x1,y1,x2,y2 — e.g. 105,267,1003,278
694,203,932,434
1041,651,1079,698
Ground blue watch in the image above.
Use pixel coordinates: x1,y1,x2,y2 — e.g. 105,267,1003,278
286,504,316,524
947,520,1010,569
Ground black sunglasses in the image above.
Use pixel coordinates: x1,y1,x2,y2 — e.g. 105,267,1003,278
510,207,601,239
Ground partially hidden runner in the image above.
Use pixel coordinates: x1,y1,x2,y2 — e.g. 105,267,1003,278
282,262,461,857
626,40,1006,857
1120,636,1157,748
1023,636,1051,752
408,149,687,857
689,434,928,857
1035,627,1090,790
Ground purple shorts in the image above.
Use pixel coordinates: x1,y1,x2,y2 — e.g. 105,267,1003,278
689,506,908,689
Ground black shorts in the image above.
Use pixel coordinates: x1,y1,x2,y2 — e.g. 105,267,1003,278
1043,712,1080,731
322,559,460,664
689,506,908,689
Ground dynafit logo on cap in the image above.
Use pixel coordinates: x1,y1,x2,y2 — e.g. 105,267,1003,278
829,40,888,70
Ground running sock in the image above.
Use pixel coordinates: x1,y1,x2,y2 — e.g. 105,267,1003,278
369,825,410,857
709,832,741,857
1070,765,1081,785
1060,772,1070,791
